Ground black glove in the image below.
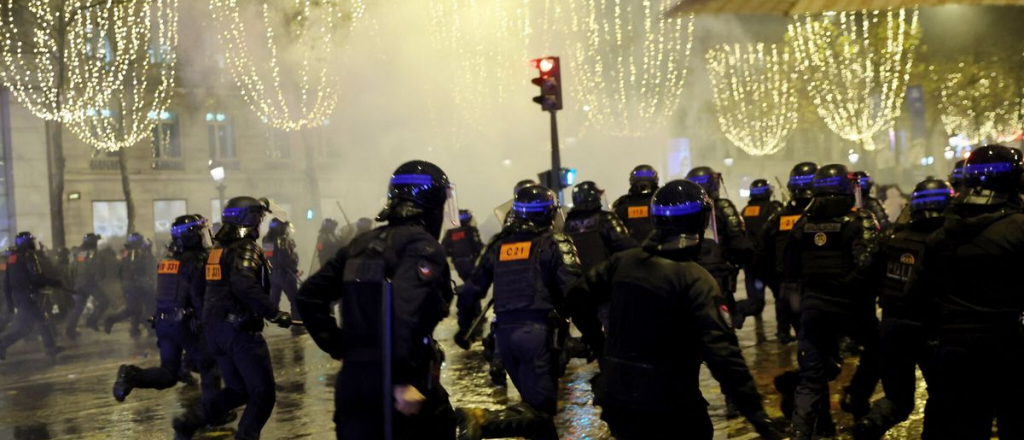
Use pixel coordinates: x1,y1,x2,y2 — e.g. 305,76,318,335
454,328,472,350
270,311,292,329
748,411,787,440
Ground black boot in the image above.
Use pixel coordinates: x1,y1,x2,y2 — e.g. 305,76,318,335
456,403,549,440
841,386,871,420
113,365,141,402
172,407,207,440
773,370,800,420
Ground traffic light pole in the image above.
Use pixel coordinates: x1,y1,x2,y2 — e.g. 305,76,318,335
549,110,563,205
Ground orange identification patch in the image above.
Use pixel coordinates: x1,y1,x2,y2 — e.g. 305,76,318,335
0,262,7,271
158,260,181,275
627,206,649,219
77,255,86,263
743,206,761,217
7,255,17,264
452,231,466,241
206,249,224,281
779,215,801,232
499,242,532,262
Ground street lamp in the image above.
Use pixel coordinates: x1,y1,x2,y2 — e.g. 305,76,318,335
210,162,226,208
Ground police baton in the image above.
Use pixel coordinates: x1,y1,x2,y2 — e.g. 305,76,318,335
464,298,494,344
382,278,395,440
774,176,791,204
335,201,352,226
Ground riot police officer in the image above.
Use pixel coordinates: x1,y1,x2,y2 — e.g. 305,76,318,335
264,218,301,335
105,233,157,337
0,232,64,362
296,160,457,439
685,166,753,326
736,179,783,337
173,197,292,440
910,145,1024,440
565,180,783,440
854,171,892,230
788,164,882,440
564,181,637,327
66,233,111,339
113,216,221,410
757,162,818,343
315,218,343,270
442,209,485,282
613,165,659,242
853,179,952,440
456,184,582,440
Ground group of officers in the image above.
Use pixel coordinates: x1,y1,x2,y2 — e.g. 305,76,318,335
1,144,1022,440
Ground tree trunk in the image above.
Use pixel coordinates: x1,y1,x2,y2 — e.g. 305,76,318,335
117,149,136,234
46,120,67,249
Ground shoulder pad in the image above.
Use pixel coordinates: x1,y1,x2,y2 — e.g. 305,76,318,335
551,233,582,271
716,198,738,212
234,241,265,269
611,195,629,209
854,210,881,230
601,211,630,235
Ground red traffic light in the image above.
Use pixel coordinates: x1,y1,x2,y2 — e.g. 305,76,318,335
537,58,556,73
531,56,563,112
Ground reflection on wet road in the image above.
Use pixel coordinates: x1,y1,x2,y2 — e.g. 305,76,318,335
0,288,930,439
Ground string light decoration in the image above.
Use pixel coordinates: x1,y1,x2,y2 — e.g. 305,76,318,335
706,43,798,157
209,0,365,132
788,8,920,151
0,0,139,122
573,2,695,137
936,62,1023,145
64,0,179,152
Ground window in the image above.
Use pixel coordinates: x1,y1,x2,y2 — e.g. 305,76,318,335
154,200,187,234
207,112,235,159
93,201,128,238
151,110,181,159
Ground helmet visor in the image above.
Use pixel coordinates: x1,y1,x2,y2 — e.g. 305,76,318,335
704,204,719,243
445,184,460,228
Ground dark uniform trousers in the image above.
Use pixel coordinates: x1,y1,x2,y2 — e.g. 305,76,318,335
67,283,110,333
861,316,936,437
601,406,713,440
105,283,148,334
0,295,57,351
494,319,559,440
134,315,220,406
931,327,1024,440
203,322,276,440
269,277,300,322
794,308,881,433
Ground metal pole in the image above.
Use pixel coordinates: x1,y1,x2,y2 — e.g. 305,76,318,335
217,183,227,209
549,110,563,204
382,278,394,440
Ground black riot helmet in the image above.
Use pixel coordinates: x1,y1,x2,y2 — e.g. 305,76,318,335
650,180,713,248
81,233,102,250
217,196,272,242
853,171,873,196
572,181,604,211
958,145,1024,206
948,159,966,191
512,185,559,229
686,166,721,199
749,179,772,201
812,164,855,196
628,165,659,196
458,209,473,227
171,214,210,251
376,160,457,239
909,178,953,222
514,179,538,197
320,218,338,234
125,232,146,250
267,218,292,238
15,232,37,251
788,162,818,200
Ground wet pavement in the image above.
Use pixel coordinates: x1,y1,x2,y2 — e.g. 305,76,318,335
0,284,931,440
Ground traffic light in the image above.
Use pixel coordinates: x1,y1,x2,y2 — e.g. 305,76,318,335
537,168,577,191
531,57,563,112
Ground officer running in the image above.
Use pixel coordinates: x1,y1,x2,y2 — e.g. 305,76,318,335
105,233,157,337
0,232,64,362
66,233,111,340
736,179,783,338
112,216,222,417
296,160,458,439
456,184,582,440
853,178,952,440
264,218,302,336
565,180,783,440
787,164,882,440
909,145,1024,439
442,209,485,283
315,218,343,270
173,197,293,440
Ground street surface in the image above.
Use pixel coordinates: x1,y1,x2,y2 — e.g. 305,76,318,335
0,282,931,440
